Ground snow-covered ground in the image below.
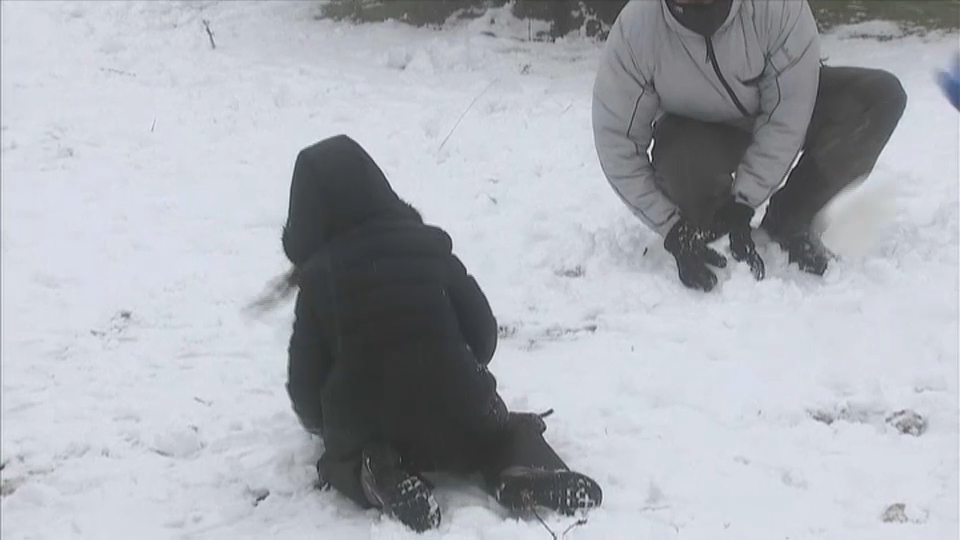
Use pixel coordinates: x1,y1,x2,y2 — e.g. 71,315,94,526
1,1,957,539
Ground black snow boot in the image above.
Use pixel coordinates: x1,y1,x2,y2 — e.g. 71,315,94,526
360,443,441,533
775,232,833,276
493,466,603,516
484,410,602,516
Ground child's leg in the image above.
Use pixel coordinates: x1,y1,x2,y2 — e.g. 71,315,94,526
481,412,602,516
357,443,441,533
315,363,442,531
317,453,373,509
485,412,566,473
318,444,441,532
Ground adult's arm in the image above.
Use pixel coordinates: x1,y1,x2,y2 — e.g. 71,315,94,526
733,0,821,207
592,2,679,236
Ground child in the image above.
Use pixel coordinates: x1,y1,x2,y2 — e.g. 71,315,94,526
255,134,602,532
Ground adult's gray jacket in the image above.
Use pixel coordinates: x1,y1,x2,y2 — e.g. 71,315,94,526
591,0,821,236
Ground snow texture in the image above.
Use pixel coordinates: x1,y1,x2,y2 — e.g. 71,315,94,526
1,1,958,539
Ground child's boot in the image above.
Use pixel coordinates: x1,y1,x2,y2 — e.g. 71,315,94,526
487,411,602,516
360,443,441,532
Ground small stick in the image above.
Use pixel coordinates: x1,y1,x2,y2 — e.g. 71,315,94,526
560,517,589,538
202,19,216,49
438,78,498,153
100,67,136,77
531,506,559,539
531,507,587,539
150,118,157,132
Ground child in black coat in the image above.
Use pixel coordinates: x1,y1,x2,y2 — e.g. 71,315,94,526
253,134,601,532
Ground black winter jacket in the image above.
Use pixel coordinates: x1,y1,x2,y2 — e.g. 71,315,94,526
282,135,506,496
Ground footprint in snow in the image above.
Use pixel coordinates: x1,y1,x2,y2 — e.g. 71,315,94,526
882,502,928,524
884,410,927,436
152,427,205,459
808,405,927,436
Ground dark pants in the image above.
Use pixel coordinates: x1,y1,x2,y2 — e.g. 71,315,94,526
478,414,568,489
651,66,908,239
318,414,568,509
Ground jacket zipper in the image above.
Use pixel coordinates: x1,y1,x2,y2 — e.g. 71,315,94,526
705,37,749,116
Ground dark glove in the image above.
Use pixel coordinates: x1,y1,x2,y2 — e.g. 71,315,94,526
714,198,765,281
664,217,728,292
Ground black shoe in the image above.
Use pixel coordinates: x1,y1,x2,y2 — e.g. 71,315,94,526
777,232,832,276
360,444,441,533
493,466,602,516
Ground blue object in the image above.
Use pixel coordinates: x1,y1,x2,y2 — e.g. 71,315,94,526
937,52,960,112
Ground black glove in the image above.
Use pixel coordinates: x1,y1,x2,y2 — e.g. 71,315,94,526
664,217,728,292
714,197,765,281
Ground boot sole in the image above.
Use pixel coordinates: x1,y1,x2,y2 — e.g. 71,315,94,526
362,453,441,533
495,468,602,516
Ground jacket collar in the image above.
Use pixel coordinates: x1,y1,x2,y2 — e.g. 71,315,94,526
661,0,742,38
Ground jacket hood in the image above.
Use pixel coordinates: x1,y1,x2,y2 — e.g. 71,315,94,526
281,134,419,267
664,0,737,37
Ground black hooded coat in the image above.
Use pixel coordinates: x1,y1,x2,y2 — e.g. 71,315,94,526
282,135,507,507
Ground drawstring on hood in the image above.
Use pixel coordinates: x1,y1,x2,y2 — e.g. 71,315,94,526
665,0,734,37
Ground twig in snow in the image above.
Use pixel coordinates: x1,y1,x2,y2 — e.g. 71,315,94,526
560,517,589,538
100,67,136,77
150,118,157,132
560,103,573,115
531,505,558,539
194,397,212,406
530,503,589,540
438,78,498,153
202,19,216,49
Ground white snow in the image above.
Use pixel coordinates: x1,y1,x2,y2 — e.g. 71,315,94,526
1,1,957,539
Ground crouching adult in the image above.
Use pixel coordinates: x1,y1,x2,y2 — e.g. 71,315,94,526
592,0,907,291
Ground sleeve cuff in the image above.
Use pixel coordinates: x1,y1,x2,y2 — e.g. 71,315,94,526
654,210,682,238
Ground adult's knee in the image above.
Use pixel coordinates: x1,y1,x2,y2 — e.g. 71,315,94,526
865,69,908,123
650,115,750,179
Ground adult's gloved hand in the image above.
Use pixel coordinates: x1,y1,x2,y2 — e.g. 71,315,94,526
664,217,728,292
715,197,765,281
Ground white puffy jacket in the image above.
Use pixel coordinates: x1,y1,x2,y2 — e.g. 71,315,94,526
591,0,821,235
